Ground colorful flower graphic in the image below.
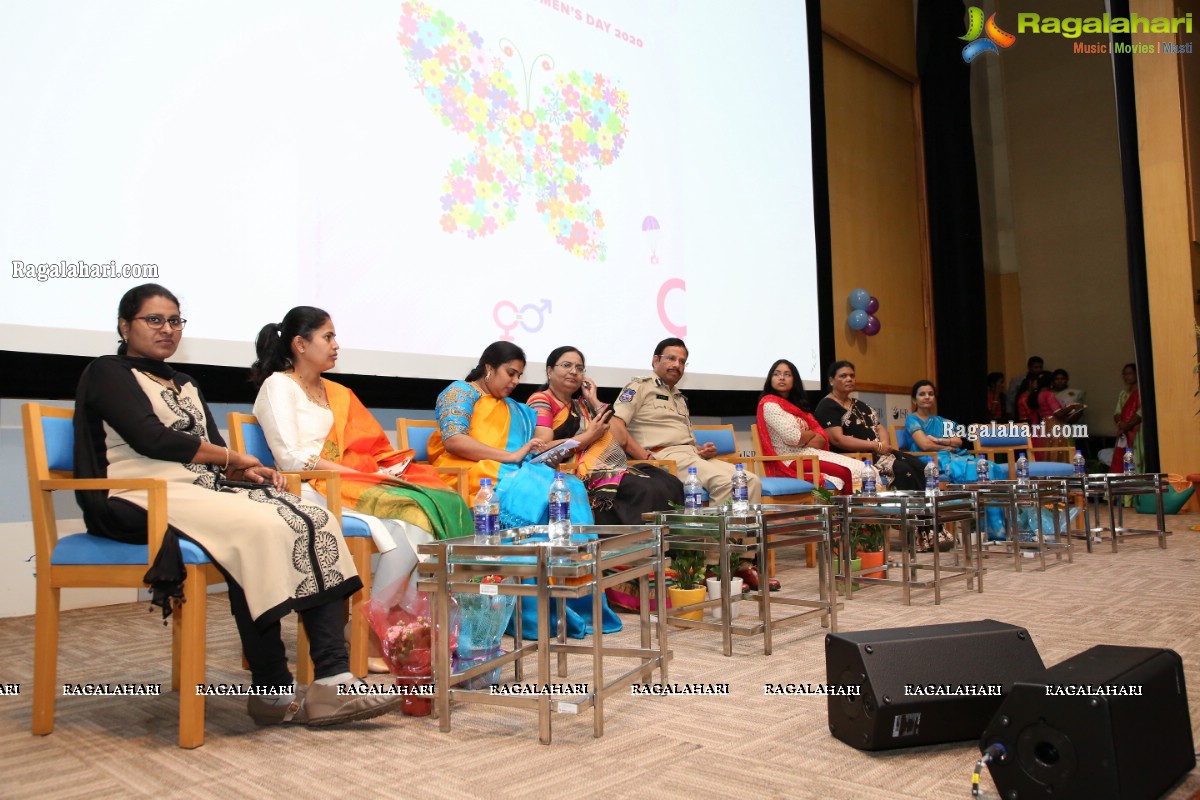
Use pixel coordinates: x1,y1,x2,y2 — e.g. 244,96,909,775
397,1,630,260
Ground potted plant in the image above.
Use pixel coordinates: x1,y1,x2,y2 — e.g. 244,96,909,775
812,487,862,575
667,548,707,622
704,558,744,621
852,523,887,576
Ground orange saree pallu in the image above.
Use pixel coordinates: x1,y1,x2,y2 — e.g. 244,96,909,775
313,381,471,540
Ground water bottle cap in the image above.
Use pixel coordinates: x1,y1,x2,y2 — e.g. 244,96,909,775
735,463,743,471
554,471,564,478
480,478,492,487
688,467,697,474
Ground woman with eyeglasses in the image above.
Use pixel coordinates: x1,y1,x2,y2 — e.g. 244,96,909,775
426,341,594,527
756,359,862,495
73,284,399,726
528,346,683,523
427,342,619,638
250,307,473,670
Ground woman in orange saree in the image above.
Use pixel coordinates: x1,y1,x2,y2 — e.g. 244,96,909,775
428,341,619,639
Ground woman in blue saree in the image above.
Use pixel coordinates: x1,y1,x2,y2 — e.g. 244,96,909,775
907,380,1009,544
906,380,1008,483
428,341,621,639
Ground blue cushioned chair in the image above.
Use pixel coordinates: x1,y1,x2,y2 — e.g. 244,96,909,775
973,434,1074,478
22,403,224,748
227,412,374,679
691,423,821,570
891,424,940,475
397,418,471,502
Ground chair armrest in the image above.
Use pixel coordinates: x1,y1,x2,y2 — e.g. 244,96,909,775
746,454,791,478
972,444,1019,479
629,458,677,476
1029,446,1073,462
433,466,471,503
42,478,164,491
279,470,343,526
745,455,825,487
41,478,169,565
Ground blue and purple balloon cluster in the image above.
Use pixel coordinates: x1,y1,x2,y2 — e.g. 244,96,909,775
847,288,881,336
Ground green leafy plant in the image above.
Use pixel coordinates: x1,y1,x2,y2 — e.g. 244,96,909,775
811,487,884,555
668,548,707,590
851,523,886,554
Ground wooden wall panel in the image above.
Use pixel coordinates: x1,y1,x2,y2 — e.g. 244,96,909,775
1132,0,1200,474
822,0,917,81
823,36,929,392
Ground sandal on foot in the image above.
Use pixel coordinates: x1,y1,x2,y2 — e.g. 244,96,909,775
304,681,403,727
248,685,308,726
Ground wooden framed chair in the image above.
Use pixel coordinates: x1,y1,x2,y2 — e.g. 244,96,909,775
972,434,1074,479
891,425,941,488
693,424,818,572
396,418,470,502
891,425,938,461
22,403,224,748
226,412,373,679
748,423,821,568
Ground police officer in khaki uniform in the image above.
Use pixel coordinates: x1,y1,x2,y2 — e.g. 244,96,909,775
610,338,761,505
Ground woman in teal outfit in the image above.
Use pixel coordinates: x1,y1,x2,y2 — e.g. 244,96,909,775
428,341,621,639
906,380,1007,483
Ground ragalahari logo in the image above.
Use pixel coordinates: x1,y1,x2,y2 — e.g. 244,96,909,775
961,7,1016,62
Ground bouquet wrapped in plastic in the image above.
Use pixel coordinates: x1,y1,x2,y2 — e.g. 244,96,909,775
362,572,458,716
453,576,517,689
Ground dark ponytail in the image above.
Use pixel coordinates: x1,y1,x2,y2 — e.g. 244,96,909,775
465,341,526,381
249,305,330,386
116,283,180,356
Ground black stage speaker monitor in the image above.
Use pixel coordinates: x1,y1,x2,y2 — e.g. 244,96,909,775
981,645,1195,800
825,619,1045,751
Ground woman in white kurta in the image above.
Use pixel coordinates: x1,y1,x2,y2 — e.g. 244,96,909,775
251,307,471,601
74,284,400,725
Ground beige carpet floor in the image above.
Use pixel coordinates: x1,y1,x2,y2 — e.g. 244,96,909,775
1,512,1198,800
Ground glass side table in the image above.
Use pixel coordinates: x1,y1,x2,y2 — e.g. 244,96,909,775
836,491,983,605
946,480,1072,571
417,524,669,744
1055,473,1169,553
649,504,838,657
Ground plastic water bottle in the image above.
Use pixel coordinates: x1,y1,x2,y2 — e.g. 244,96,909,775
924,459,939,497
472,478,500,545
1016,453,1029,486
861,458,877,496
1123,450,1135,475
1072,449,1085,476
976,456,990,483
730,464,750,515
548,472,571,543
683,467,704,513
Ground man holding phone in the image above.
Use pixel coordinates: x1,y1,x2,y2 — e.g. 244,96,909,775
609,337,760,505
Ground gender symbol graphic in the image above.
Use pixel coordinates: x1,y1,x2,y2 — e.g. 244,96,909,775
494,298,553,340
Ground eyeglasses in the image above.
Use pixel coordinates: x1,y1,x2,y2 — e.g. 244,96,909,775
555,361,586,374
657,355,687,367
135,315,187,330
772,371,794,379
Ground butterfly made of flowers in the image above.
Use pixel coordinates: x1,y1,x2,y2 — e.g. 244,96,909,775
398,2,630,261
